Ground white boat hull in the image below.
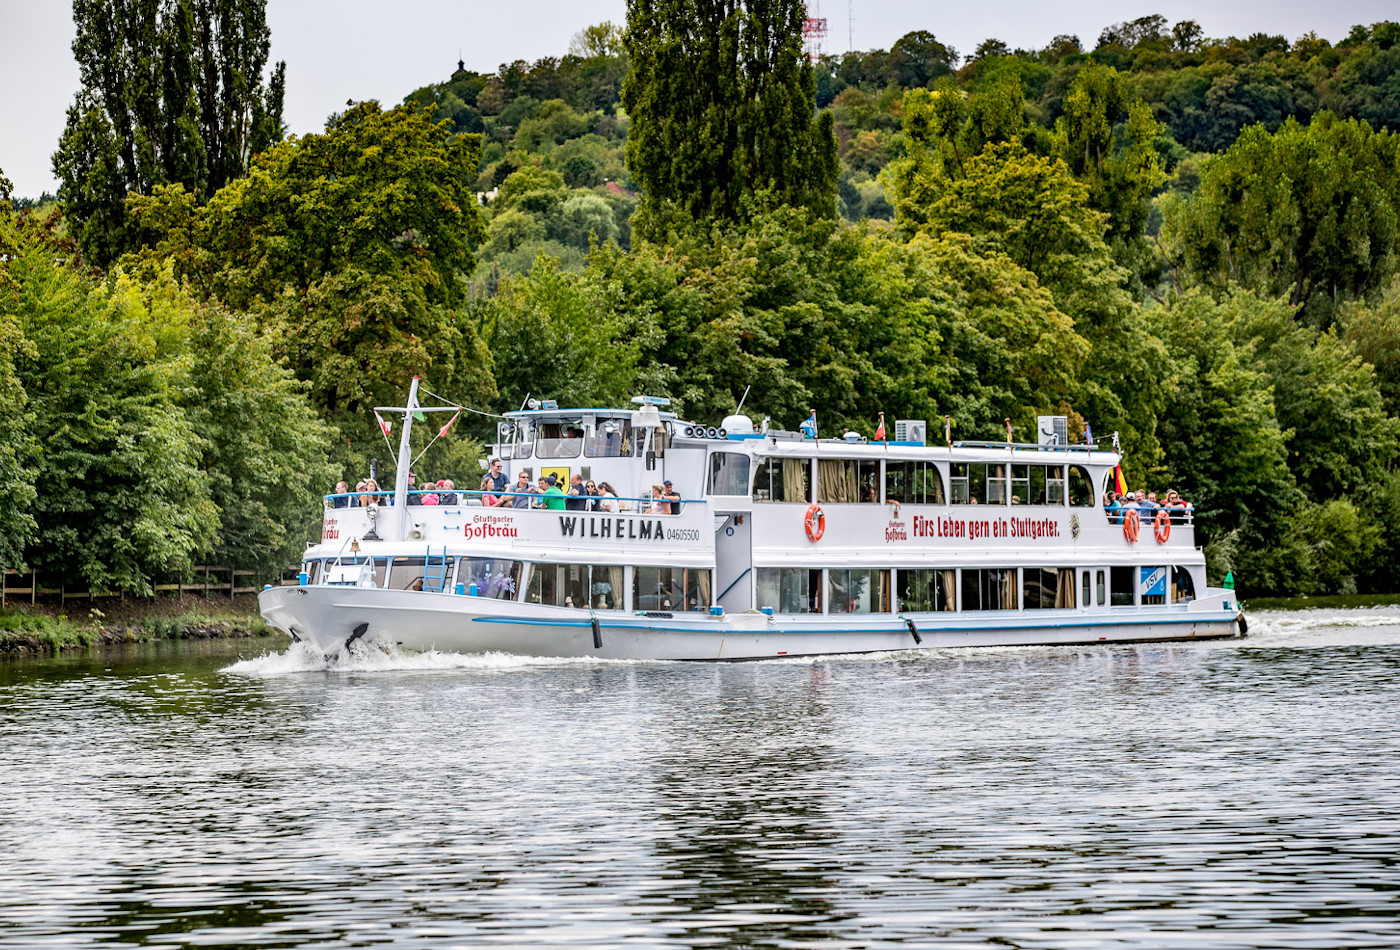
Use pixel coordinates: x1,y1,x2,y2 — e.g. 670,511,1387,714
259,586,1244,661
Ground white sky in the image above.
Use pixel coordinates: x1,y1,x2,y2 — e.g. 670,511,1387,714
1,0,1396,198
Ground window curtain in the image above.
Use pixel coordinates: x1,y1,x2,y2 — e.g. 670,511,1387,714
782,459,807,502
939,570,956,611
696,569,711,610
1057,568,1076,608
1000,569,1018,609
818,459,856,503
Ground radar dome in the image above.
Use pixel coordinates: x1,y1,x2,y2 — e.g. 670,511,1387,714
721,414,754,435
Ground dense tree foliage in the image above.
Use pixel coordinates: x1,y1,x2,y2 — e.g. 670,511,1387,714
53,0,285,267
621,0,839,239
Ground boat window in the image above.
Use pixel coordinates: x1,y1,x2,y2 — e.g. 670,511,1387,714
1024,567,1076,609
1140,566,1167,606
961,568,1018,610
755,567,822,613
526,563,589,608
708,452,751,496
536,421,584,458
458,557,523,600
388,556,428,591
1011,465,1030,505
513,419,533,459
1068,465,1094,507
1081,569,1091,608
828,569,890,613
1045,465,1066,505
896,569,955,612
752,457,811,503
585,418,633,458
949,464,970,504
303,560,321,584
1171,566,1196,604
1110,565,1134,606
817,459,879,503
986,463,1008,505
886,462,945,505
1096,569,1106,606
633,566,709,612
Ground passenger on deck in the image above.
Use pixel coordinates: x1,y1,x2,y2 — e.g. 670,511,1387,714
360,478,382,506
566,473,588,511
406,472,422,505
543,475,566,510
648,484,670,515
661,480,681,513
510,471,536,508
583,480,599,511
1104,491,1124,524
485,458,507,495
332,481,350,508
419,478,439,506
596,481,619,512
438,479,459,505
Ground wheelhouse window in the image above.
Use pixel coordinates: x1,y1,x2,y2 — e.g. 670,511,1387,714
585,418,633,458
528,563,624,609
1110,565,1134,606
755,567,822,613
708,452,751,496
388,556,428,591
828,569,889,613
458,557,523,600
961,568,1018,610
633,566,709,612
1171,566,1196,604
886,461,945,505
752,457,811,503
817,459,879,503
536,421,584,458
1023,567,1076,609
1068,465,1095,507
512,419,534,459
897,569,955,612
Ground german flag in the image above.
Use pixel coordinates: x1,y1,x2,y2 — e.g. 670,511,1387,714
1113,465,1129,497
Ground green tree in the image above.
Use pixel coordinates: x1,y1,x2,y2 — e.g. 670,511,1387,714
1340,276,1400,417
622,0,839,240
0,172,38,571
53,0,285,266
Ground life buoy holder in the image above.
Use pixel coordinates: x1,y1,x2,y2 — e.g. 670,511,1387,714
1153,508,1171,544
1123,508,1141,543
804,504,826,543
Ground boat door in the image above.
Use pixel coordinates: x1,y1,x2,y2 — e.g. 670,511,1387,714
714,512,753,612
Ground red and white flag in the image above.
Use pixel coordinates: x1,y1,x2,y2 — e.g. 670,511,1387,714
874,412,885,441
438,410,461,439
375,412,391,437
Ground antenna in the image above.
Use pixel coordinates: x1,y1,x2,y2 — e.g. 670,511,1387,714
735,384,752,414
848,0,853,52
803,2,828,58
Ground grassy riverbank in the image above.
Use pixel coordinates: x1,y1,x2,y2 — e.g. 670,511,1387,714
0,595,281,654
1244,593,1400,611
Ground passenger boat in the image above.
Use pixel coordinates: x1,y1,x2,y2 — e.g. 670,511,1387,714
258,378,1246,659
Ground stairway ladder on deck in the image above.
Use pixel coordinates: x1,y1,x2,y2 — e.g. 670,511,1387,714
422,546,450,593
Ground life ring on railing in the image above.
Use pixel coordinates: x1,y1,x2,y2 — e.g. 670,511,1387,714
804,504,826,542
1153,508,1172,544
1123,508,1141,543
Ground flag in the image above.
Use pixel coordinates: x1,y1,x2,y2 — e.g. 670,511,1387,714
944,415,952,447
438,410,461,439
874,412,885,441
800,411,817,439
412,410,426,422
375,412,391,437
1085,422,1095,446
1113,465,1129,497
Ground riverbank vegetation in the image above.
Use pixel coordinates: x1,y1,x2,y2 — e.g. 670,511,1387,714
0,596,274,654
3,1,1399,598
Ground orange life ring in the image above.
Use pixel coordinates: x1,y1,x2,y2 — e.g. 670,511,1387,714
1123,508,1141,543
804,504,826,542
1154,508,1171,543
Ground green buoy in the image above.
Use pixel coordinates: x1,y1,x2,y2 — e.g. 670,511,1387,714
1223,570,1235,590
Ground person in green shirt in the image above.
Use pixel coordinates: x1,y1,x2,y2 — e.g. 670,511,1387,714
543,474,567,511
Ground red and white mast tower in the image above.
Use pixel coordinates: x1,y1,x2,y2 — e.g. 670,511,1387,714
802,2,829,59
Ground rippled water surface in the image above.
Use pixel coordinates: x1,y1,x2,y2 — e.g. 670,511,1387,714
3,608,1400,948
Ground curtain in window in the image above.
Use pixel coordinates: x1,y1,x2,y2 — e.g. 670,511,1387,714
1000,569,1018,609
818,459,857,503
1057,568,1076,608
782,459,807,502
696,569,711,609
939,570,956,610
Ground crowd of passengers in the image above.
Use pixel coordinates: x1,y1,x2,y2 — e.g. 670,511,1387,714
329,457,685,514
1104,488,1193,523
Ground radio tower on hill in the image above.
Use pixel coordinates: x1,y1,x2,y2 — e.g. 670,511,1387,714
803,2,829,58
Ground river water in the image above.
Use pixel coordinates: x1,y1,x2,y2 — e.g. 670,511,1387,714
2,607,1399,949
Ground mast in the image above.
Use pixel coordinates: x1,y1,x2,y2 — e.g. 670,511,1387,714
392,376,421,541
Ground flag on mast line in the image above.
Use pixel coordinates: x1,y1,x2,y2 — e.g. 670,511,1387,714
438,411,461,439
874,412,885,441
375,412,391,437
1113,465,1129,496
800,411,818,439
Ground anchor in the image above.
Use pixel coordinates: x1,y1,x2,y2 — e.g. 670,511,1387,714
904,617,922,645
346,621,370,650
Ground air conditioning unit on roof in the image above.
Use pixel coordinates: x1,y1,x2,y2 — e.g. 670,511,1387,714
894,420,926,445
1037,415,1068,446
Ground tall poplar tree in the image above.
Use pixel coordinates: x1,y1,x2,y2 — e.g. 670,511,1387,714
622,0,839,240
52,0,285,267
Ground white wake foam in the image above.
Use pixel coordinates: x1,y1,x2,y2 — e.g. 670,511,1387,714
1244,605,1400,641
222,639,620,676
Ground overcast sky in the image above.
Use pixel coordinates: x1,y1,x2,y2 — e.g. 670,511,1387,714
2,0,1395,197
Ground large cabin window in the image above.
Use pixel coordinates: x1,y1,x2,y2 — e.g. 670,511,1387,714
458,557,523,600
708,452,751,496
1068,465,1095,507
1045,465,1066,505
755,567,822,613
951,463,1001,504
986,464,1008,505
1023,567,1077,609
585,419,633,458
961,568,1018,610
536,421,584,458
1172,566,1196,604
1110,565,1134,606
527,563,623,608
896,569,955,612
817,459,879,503
753,457,811,503
1011,465,1030,505
828,569,890,613
886,461,945,505
634,566,709,612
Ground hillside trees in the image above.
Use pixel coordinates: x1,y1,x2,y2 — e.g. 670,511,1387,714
53,0,285,267
622,0,839,239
